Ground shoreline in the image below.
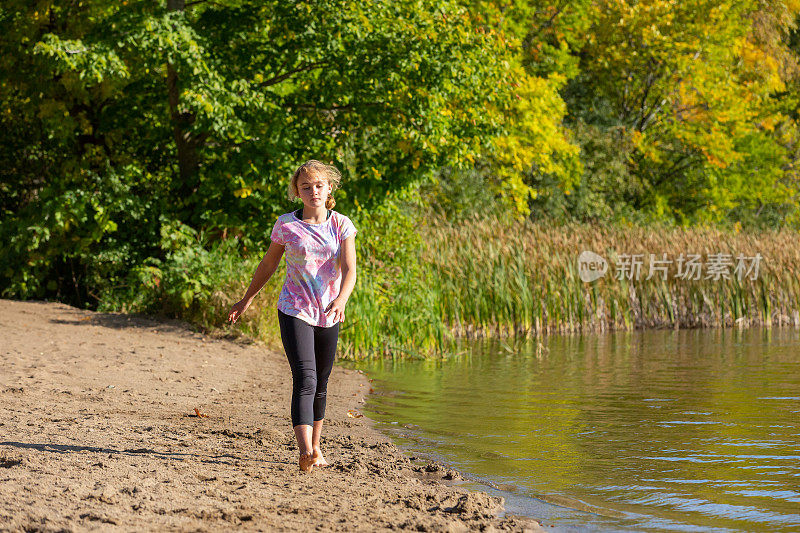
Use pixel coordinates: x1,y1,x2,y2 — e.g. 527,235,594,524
0,299,543,532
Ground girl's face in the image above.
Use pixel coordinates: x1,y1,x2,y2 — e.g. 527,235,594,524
296,171,331,208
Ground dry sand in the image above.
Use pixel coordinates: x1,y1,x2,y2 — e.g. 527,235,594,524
0,300,543,532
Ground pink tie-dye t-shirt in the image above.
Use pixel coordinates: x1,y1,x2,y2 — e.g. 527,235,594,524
270,210,357,327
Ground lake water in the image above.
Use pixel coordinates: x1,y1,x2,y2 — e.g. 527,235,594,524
345,328,800,532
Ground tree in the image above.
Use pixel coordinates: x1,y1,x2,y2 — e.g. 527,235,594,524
0,0,518,304
554,0,800,226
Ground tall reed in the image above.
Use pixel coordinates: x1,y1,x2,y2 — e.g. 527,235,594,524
134,213,799,361
418,215,800,346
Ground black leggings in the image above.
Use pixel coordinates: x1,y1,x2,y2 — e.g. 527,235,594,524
277,310,341,427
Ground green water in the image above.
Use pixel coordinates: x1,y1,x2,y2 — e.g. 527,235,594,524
347,328,800,532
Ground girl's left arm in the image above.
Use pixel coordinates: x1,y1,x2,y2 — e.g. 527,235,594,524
338,235,357,303
325,235,357,323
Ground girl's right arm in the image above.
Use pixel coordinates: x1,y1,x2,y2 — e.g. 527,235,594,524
228,241,285,324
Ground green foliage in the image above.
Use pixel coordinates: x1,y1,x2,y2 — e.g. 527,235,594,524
340,189,451,358
550,0,800,227
0,0,515,307
416,165,517,223
97,218,249,324
0,164,157,302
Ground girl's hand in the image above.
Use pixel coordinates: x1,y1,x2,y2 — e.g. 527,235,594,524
228,299,251,325
324,298,347,324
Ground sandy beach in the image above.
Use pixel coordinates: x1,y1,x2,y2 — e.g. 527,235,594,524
0,299,543,532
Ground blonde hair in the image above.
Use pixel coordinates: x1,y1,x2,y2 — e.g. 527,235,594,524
288,160,342,210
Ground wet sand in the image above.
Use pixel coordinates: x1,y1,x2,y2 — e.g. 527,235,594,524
0,300,543,532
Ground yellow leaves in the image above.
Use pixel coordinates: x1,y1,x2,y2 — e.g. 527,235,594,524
787,0,800,14
233,187,252,198
371,167,382,179
489,70,580,192
498,173,533,217
760,115,777,132
630,129,644,148
734,36,784,92
703,149,728,169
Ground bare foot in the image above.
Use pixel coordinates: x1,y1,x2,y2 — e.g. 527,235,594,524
299,451,314,472
310,448,329,467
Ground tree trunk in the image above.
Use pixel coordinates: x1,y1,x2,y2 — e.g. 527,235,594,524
166,0,200,188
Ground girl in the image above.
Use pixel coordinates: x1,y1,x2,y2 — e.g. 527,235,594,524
227,160,357,473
